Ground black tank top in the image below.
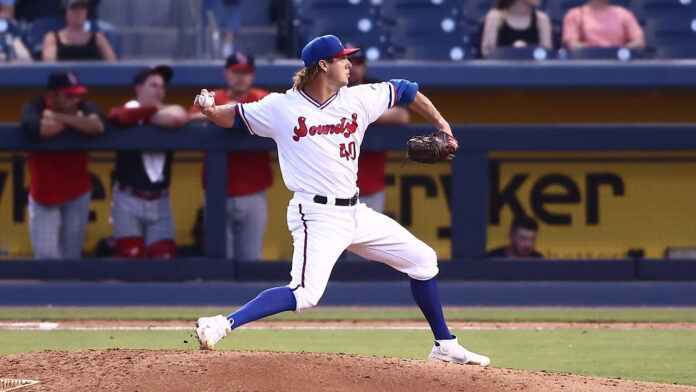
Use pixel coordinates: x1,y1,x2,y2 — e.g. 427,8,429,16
54,31,102,61
496,11,540,47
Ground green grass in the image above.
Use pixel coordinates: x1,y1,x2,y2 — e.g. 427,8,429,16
1,307,695,323
1,328,694,386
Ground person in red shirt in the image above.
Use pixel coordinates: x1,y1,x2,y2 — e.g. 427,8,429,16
189,52,272,261
20,69,105,258
348,47,410,214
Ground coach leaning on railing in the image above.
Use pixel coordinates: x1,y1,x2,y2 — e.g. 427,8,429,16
20,69,105,259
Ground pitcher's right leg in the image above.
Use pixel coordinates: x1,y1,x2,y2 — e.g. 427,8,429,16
196,200,352,349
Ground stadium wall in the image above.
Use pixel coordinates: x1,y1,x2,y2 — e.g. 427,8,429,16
0,123,695,281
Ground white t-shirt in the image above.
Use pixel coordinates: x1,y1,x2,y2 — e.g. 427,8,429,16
236,82,397,198
125,100,165,184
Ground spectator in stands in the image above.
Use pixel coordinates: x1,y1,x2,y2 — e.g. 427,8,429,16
348,46,409,214
41,0,115,61
0,17,32,61
487,215,543,258
481,0,552,58
562,0,645,51
108,66,188,259
202,0,241,58
20,69,105,259
0,0,14,20
189,52,272,261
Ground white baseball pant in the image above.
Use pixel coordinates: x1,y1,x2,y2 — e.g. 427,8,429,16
286,192,438,311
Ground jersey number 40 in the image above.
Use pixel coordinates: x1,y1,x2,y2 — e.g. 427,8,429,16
339,142,357,161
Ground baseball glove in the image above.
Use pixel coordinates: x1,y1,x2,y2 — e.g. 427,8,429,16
407,130,459,163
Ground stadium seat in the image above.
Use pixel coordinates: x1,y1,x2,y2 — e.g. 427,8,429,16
644,15,696,49
631,0,696,20
654,45,696,58
393,43,471,61
295,0,377,22
460,0,493,24
566,46,645,60
297,16,388,58
382,0,459,17
22,16,64,59
388,15,471,61
485,46,553,60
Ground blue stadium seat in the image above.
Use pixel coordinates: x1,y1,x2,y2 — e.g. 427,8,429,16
566,46,645,60
654,45,696,58
459,0,492,24
22,16,64,59
392,42,471,60
293,0,379,54
381,0,460,22
485,46,553,60
631,0,696,20
297,16,389,58
388,14,471,61
644,15,696,48
295,0,377,21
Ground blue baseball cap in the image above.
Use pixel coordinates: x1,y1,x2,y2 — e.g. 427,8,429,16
301,35,361,67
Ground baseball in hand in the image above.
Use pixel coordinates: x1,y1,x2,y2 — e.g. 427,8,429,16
195,90,215,109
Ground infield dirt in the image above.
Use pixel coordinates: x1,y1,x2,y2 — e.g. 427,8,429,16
2,349,695,392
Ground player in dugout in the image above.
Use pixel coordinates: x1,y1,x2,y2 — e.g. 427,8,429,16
189,52,272,262
108,65,188,259
20,69,105,259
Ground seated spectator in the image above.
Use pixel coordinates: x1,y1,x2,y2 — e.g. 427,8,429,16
0,18,31,61
41,0,115,61
487,215,543,258
0,0,14,20
189,53,272,261
481,0,552,58
20,70,105,259
108,66,188,259
562,0,645,51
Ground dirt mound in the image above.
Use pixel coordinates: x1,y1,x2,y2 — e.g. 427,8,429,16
1,350,693,392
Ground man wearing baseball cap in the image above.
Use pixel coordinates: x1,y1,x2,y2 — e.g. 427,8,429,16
20,69,105,259
108,65,188,259
193,35,489,368
189,52,272,261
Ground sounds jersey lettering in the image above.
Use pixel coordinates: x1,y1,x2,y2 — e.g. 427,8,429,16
235,82,397,198
292,113,359,141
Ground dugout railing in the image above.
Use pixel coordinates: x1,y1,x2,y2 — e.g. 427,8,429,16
0,122,695,281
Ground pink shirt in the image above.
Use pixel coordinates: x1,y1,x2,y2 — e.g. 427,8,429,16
562,5,644,47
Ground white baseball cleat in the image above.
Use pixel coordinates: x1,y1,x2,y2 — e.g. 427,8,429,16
195,315,232,350
427,336,491,367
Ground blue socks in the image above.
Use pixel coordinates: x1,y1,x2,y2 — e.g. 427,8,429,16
227,286,297,329
227,280,451,341
410,277,453,340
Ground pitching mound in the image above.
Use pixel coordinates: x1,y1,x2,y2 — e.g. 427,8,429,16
1,350,694,392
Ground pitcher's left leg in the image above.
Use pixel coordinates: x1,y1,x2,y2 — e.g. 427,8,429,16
348,205,490,367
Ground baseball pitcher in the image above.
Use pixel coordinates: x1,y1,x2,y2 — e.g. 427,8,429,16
193,35,489,367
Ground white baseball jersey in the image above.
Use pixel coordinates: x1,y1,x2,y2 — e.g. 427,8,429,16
235,82,397,198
